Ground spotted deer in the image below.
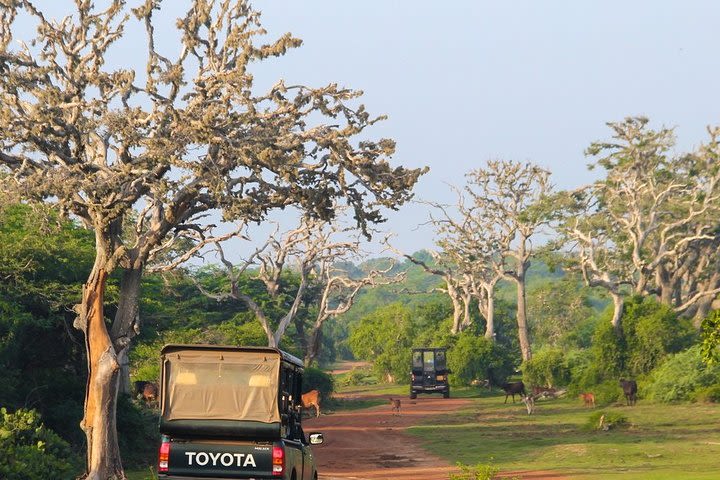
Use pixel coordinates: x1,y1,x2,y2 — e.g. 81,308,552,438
389,397,401,415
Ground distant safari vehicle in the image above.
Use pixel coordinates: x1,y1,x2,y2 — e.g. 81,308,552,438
410,347,450,399
157,344,323,480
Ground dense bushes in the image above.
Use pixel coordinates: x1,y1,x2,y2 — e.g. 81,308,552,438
645,345,720,403
448,332,514,387
0,408,81,480
586,297,695,383
521,347,570,388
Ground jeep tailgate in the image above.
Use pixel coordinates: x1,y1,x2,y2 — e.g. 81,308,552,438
165,440,273,478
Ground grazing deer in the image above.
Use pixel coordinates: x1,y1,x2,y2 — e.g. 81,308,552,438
389,397,401,415
301,390,321,418
580,392,596,408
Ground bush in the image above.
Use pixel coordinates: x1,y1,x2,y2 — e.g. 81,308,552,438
646,345,720,403
584,410,629,431
521,347,570,388
447,333,515,387
302,367,334,401
339,368,377,387
692,384,720,403
116,395,159,469
586,380,626,406
449,462,502,480
590,297,695,381
0,407,81,480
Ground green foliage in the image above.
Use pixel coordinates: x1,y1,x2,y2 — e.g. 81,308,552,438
348,303,414,382
339,368,377,387
0,204,90,449
116,395,159,469
623,297,695,376
0,408,81,480
701,310,720,365
692,384,720,403
583,410,629,431
302,367,334,400
527,277,596,348
587,380,626,406
448,462,501,480
646,346,720,403
448,333,514,387
521,347,570,388
590,296,695,381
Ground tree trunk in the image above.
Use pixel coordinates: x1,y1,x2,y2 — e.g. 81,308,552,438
610,291,624,336
447,281,463,334
78,266,124,479
484,290,495,341
111,266,144,395
459,291,472,331
515,273,532,362
305,325,323,367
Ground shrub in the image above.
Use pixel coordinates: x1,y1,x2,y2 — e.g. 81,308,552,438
302,367,334,400
339,368,377,387
590,297,695,381
447,333,515,387
584,410,629,431
692,384,720,403
587,380,626,406
449,462,501,480
646,345,720,403
0,407,81,480
116,395,159,469
521,347,570,388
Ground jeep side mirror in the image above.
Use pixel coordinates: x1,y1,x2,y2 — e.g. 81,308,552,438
308,433,324,445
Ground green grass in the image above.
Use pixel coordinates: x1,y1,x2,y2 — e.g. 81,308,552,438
405,394,720,478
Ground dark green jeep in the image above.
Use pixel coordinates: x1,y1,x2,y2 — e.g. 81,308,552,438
410,347,450,399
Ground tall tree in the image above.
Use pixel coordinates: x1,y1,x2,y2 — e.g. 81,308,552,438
0,2,424,477
465,160,554,361
573,117,720,328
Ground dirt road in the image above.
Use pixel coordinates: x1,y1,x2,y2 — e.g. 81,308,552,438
304,393,569,480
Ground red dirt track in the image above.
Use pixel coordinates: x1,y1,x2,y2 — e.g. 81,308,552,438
304,394,569,480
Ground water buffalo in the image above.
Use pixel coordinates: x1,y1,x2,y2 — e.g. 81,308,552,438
501,381,526,404
619,379,637,406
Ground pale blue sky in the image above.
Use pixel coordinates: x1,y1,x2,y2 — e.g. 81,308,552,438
15,1,720,255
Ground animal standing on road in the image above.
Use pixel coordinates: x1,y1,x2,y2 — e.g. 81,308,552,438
580,392,596,408
389,397,401,415
501,381,526,404
302,389,321,417
619,379,637,406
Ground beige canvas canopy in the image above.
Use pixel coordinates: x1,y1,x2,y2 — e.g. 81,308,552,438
162,347,281,424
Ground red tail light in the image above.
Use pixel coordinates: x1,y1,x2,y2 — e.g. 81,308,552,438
158,436,171,473
272,445,285,476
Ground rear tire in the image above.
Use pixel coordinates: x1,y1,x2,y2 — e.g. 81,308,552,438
410,390,417,399
443,388,450,399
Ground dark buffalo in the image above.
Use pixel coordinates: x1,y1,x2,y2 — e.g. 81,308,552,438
501,381,526,404
619,379,637,406
134,380,159,405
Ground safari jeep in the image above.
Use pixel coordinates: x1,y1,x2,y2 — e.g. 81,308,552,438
410,347,450,399
157,344,323,480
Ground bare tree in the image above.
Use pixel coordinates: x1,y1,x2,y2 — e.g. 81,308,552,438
0,2,424,477
385,241,471,334
190,217,404,365
465,160,554,361
583,118,720,324
429,189,504,340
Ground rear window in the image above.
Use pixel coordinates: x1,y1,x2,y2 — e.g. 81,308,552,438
162,350,281,424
